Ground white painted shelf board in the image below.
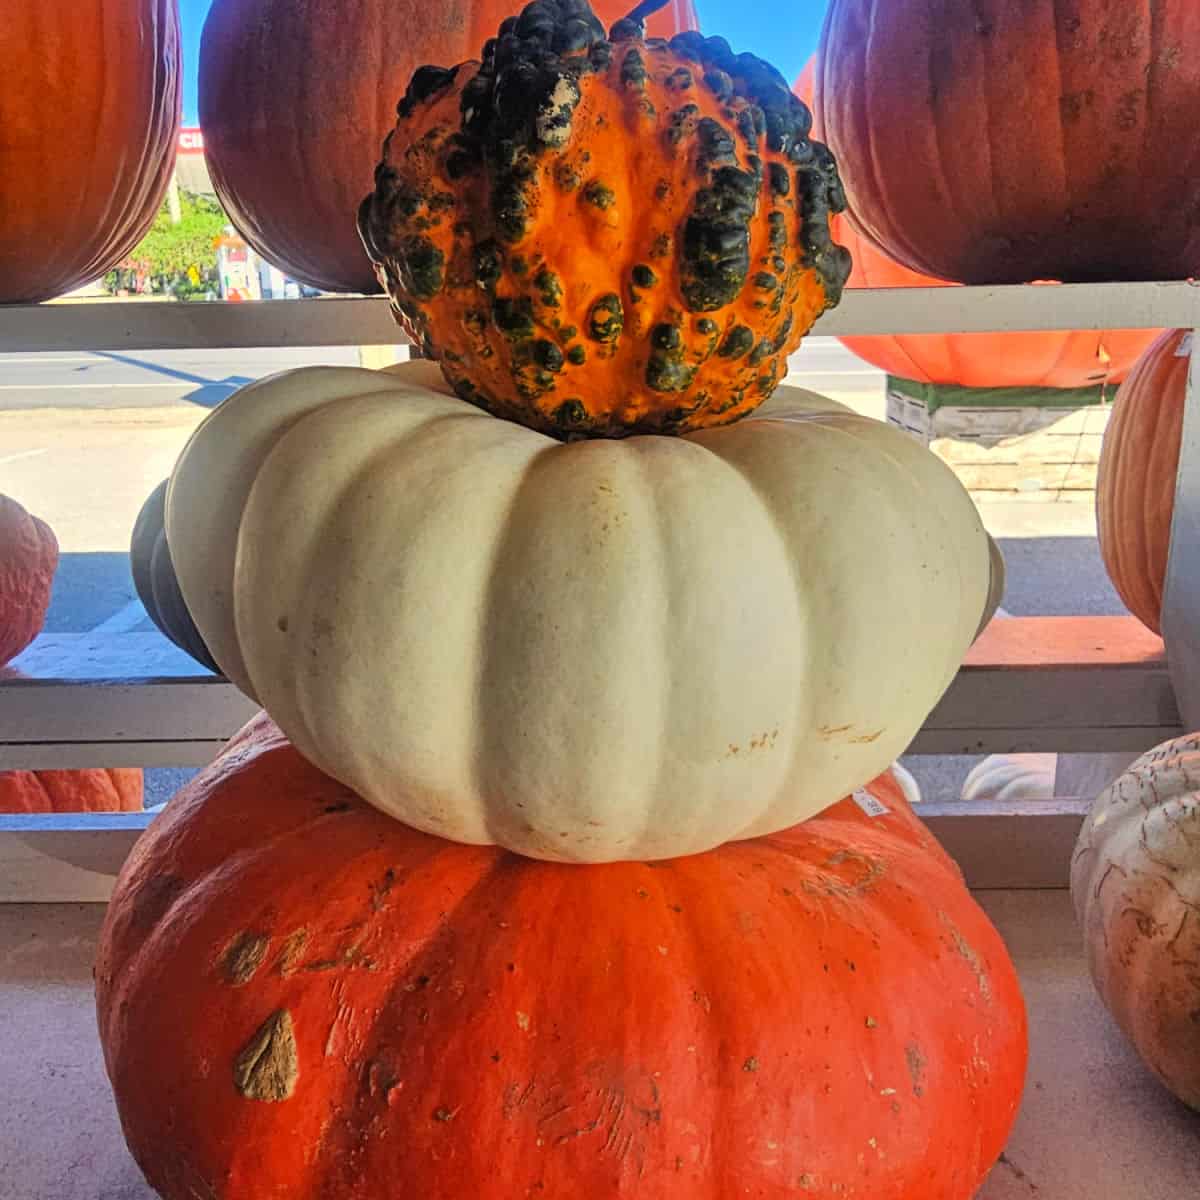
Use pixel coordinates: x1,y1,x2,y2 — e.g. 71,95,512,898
3,279,1197,352
0,295,405,351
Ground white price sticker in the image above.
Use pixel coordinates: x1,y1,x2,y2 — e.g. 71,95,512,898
852,790,889,818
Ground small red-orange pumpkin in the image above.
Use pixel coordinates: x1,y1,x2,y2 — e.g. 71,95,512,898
0,1,182,303
793,61,1160,390
1096,330,1191,635
199,0,698,294
1,497,143,813
97,714,1027,1199
0,769,143,814
0,495,58,668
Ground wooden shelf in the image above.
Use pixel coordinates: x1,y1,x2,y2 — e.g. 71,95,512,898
912,616,1180,754
2,296,405,351
3,279,1196,353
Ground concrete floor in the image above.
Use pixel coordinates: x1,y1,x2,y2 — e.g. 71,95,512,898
0,893,1196,1199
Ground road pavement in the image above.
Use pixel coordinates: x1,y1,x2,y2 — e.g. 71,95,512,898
0,338,886,412
0,346,363,411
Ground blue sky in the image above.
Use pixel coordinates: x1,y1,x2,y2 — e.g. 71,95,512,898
178,0,828,124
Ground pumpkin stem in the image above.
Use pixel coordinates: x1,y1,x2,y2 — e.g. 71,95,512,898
622,0,672,30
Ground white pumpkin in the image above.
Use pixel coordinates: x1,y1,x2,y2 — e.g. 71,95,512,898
166,361,994,862
1070,736,1200,1110
962,754,1057,804
889,761,923,807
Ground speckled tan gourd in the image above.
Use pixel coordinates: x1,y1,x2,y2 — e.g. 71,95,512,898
1071,736,1200,1110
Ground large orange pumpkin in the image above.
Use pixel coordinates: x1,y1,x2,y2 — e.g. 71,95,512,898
97,713,1027,1199
793,62,1161,389
0,495,59,668
0,768,143,814
1096,329,1191,635
816,0,1200,284
200,0,698,294
361,2,848,436
0,1,182,304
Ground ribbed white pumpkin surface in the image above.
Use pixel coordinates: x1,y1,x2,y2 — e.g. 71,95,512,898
167,362,990,861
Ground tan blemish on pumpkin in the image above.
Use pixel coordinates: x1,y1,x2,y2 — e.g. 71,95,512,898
939,911,992,1002
234,1010,298,1102
370,867,397,912
303,933,366,972
803,849,886,898
747,729,780,751
274,928,309,977
905,1042,926,1098
220,931,270,985
517,1011,531,1031
848,729,884,744
816,723,854,740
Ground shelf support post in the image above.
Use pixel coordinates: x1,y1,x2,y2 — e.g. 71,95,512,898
1161,327,1200,730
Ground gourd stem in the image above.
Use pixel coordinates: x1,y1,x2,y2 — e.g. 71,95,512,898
623,0,672,27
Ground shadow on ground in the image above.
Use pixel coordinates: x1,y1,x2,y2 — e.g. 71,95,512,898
44,553,144,633
93,351,253,408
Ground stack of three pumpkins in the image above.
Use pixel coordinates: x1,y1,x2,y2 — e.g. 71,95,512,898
101,4,1026,1196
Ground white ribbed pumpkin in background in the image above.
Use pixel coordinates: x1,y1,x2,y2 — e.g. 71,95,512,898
962,755,1057,804
166,361,996,862
1071,736,1200,1110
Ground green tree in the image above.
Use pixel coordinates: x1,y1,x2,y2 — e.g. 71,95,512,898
107,191,229,297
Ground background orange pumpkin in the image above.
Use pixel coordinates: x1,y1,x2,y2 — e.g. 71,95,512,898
200,0,698,294
815,0,1200,284
98,713,1027,1199
1096,329,1191,635
793,61,1161,390
0,1,182,304
0,768,143,814
0,495,58,668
